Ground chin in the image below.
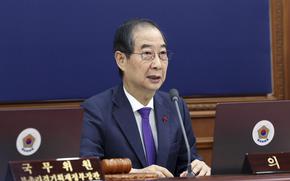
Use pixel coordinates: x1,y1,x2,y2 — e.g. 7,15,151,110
147,84,162,92
143,80,164,92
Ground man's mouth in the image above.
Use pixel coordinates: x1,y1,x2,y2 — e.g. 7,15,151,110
147,75,161,80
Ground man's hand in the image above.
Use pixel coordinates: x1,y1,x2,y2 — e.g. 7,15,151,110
130,165,174,178
180,159,211,177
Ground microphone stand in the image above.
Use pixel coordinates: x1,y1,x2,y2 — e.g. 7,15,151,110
172,97,195,177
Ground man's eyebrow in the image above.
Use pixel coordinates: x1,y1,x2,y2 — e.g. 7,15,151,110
140,44,152,49
161,44,167,48
140,44,167,49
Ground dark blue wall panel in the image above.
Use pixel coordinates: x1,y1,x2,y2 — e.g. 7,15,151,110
0,0,271,102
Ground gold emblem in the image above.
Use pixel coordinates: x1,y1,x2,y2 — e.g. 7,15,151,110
258,125,269,139
22,134,35,148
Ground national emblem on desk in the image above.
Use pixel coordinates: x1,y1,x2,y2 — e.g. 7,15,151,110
22,134,35,150
16,128,42,156
252,120,275,146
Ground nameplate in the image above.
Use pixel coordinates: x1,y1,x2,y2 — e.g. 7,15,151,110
9,157,104,181
244,152,290,174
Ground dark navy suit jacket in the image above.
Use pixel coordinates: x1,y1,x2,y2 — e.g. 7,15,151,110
80,85,200,176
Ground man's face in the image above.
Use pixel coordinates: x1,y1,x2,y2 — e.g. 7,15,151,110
122,26,168,95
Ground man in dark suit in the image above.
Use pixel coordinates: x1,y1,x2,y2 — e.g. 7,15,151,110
80,18,211,177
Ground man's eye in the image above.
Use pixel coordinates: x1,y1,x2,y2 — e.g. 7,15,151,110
143,51,153,55
160,51,167,55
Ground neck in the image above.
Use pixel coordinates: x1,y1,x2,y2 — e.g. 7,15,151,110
123,84,155,106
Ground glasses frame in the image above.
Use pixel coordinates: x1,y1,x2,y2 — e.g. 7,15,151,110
130,50,173,62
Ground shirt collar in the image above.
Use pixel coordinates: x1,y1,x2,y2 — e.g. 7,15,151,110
123,86,154,112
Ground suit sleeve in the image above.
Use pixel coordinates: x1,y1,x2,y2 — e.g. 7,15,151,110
174,97,201,175
79,100,105,158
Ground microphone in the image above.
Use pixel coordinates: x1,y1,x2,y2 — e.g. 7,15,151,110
169,89,195,177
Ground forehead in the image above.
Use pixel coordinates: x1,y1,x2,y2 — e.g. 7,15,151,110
132,26,166,49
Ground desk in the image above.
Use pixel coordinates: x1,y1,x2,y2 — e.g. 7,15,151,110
171,173,290,180
105,173,290,181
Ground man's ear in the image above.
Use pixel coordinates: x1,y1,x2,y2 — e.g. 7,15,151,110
115,51,127,71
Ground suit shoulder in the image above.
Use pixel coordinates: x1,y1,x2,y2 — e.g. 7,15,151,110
82,86,117,110
156,90,186,101
155,90,172,105
157,90,170,100
156,90,186,106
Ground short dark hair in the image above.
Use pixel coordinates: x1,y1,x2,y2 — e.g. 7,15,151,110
113,18,167,77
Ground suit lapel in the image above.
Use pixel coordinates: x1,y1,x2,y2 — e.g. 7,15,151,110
112,86,147,167
154,93,171,166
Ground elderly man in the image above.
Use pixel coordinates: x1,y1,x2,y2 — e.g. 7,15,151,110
80,18,211,177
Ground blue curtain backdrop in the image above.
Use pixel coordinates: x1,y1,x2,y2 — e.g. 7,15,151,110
0,0,271,102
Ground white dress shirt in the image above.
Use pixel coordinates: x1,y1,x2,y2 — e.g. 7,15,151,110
123,87,158,157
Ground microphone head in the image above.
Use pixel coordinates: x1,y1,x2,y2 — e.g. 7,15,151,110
169,88,179,101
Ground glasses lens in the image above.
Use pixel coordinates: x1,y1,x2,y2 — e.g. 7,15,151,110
159,51,168,60
140,50,172,61
142,51,154,61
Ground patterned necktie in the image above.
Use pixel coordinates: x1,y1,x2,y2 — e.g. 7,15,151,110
138,107,156,165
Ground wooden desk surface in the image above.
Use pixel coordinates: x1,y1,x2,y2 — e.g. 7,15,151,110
165,173,290,181
105,173,290,181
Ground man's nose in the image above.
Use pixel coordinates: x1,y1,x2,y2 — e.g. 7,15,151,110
150,53,162,69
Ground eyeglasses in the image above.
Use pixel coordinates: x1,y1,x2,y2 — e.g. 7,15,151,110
130,50,172,61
